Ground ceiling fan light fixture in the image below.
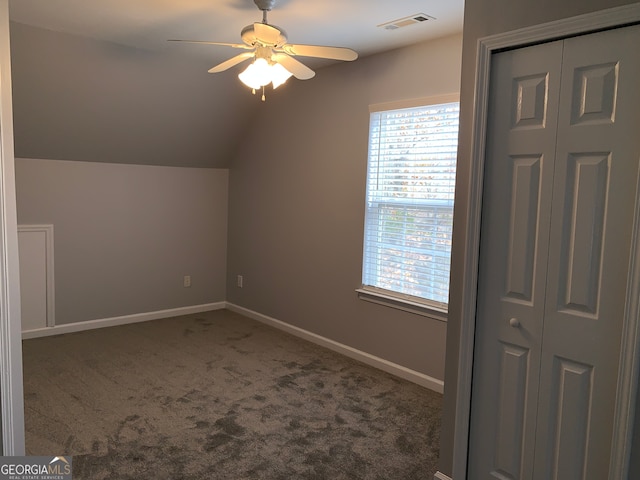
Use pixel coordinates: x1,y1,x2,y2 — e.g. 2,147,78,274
270,63,293,89
238,58,271,89
238,58,292,91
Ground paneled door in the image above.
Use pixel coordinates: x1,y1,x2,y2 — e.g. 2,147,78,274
468,24,640,480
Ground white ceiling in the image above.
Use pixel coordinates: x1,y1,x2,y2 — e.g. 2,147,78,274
8,0,464,69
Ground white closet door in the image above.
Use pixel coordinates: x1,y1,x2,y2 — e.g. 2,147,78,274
534,24,640,480
18,229,47,331
468,24,640,480
18,225,54,332
467,39,563,480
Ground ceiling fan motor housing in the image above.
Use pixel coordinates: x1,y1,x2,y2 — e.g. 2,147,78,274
241,23,287,47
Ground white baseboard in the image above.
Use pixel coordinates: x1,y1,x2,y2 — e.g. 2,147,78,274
226,302,444,394
21,302,226,339
23,301,445,394
434,472,453,480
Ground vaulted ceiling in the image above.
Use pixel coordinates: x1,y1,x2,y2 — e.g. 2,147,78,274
9,0,463,65
7,0,464,168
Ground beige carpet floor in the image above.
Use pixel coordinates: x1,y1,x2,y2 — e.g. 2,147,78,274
22,309,442,479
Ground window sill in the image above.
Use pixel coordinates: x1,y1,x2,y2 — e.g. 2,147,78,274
356,288,447,322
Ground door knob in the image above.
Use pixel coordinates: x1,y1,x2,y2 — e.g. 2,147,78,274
509,317,520,328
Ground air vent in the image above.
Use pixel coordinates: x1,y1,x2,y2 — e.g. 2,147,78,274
378,13,436,31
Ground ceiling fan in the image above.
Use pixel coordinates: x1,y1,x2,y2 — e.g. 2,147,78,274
169,0,358,99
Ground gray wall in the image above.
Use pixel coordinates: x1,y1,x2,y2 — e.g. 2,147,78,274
9,22,256,168
441,0,640,477
226,34,462,381
16,158,229,324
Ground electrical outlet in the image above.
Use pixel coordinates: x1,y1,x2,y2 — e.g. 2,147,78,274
184,275,191,288
237,275,243,288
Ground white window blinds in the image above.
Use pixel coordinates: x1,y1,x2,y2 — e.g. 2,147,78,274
362,100,459,308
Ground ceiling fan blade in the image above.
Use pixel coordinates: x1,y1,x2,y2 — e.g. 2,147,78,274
273,53,315,80
168,39,252,50
254,22,285,46
281,44,358,61
208,52,255,73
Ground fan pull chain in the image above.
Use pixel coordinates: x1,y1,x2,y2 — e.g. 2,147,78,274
262,86,266,102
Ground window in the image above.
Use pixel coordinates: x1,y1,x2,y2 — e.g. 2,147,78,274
360,96,459,313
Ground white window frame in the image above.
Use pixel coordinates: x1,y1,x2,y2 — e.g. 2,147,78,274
357,94,460,320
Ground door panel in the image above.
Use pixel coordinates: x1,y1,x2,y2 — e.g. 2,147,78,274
512,74,549,129
547,358,593,480
558,153,609,314
535,24,640,480
493,343,530,478
569,62,617,126
468,39,563,480
505,156,542,303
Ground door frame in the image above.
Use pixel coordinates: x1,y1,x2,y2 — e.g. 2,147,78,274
0,0,25,455
453,4,640,479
